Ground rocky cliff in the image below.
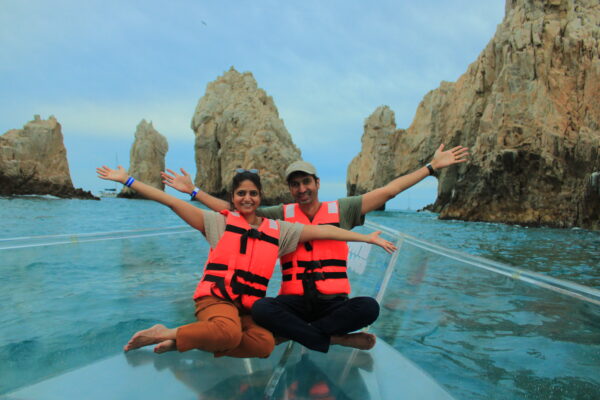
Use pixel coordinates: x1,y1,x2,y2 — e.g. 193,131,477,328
0,115,97,199
119,120,169,199
348,0,600,230
191,67,302,204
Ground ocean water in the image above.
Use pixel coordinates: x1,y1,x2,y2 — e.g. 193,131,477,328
367,211,600,289
0,197,599,398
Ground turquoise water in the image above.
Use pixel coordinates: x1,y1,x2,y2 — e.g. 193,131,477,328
368,211,600,288
1,197,599,398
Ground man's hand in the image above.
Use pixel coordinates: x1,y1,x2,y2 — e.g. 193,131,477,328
361,143,469,215
430,144,469,170
161,168,195,194
97,165,128,183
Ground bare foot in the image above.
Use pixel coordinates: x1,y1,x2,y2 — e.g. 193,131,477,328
154,339,177,354
124,324,176,352
330,332,376,350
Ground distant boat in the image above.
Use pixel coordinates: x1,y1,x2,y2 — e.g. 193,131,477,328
100,154,120,198
99,188,117,198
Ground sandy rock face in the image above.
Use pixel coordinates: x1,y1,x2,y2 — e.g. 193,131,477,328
191,67,302,205
0,115,96,199
348,0,600,230
119,120,169,199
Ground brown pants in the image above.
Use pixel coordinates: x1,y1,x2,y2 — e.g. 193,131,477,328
176,296,275,358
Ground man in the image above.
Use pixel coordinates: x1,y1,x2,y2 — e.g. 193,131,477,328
162,144,468,352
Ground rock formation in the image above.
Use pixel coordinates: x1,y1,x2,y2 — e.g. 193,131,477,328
191,67,302,204
0,115,97,199
348,0,600,230
347,106,404,206
119,120,168,199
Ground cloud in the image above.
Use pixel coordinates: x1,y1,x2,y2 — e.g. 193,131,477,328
29,98,197,140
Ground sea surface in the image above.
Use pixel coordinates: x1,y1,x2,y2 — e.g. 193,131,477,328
1,197,599,398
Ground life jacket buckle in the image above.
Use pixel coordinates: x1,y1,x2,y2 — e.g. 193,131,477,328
247,228,260,239
307,260,321,270
311,272,325,281
240,228,260,254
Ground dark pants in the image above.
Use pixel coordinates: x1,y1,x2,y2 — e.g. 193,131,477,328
251,294,379,353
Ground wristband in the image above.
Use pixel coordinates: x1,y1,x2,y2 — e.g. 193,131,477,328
190,187,200,200
425,163,436,176
124,177,135,187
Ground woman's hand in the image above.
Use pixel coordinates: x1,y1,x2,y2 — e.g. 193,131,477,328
430,144,469,170
96,165,128,183
367,231,397,254
161,168,195,194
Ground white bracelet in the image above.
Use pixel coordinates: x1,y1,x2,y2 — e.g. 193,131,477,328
190,187,200,200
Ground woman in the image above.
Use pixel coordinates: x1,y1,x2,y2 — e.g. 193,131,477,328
97,166,396,358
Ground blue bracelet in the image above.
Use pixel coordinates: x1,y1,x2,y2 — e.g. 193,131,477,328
125,177,135,187
190,187,200,200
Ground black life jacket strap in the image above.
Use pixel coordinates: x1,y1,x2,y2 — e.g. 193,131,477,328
302,271,348,281
225,224,279,254
231,279,267,298
281,258,346,276
234,269,270,287
203,274,234,302
282,271,348,282
203,272,268,301
205,263,228,271
297,259,347,269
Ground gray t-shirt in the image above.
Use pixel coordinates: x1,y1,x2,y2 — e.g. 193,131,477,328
256,196,364,230
202,210,304,257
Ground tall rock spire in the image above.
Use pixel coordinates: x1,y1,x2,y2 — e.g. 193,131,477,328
191,67,302,204
347,106,403,206
119,120,169,199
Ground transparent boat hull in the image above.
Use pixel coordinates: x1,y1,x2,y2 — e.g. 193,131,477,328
2,221,599,399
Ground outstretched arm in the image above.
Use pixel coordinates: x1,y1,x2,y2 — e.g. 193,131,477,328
299,225,397,254
161,168,230,212
361,144,469,214
97,166,206,233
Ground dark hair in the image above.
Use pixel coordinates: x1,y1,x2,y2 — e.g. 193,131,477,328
230,171,263,205
287,171,319,185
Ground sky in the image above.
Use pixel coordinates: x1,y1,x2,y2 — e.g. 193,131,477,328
0,0,505,209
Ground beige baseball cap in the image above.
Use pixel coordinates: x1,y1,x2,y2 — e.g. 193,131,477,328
285,160,317,180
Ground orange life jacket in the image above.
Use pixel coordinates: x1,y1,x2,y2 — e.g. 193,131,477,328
279,201,350,296
193,210,280,310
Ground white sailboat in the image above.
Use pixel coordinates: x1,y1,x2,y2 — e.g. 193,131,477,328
99,187,117,197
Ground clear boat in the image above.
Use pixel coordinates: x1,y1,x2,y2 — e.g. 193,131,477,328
1,221,599,399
